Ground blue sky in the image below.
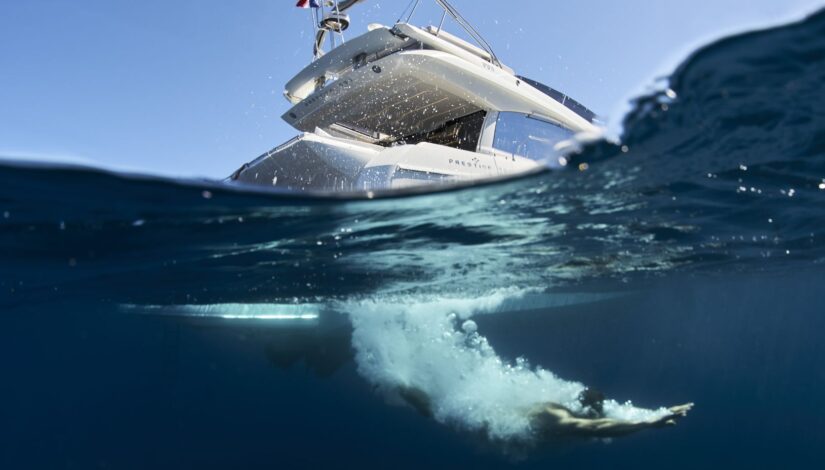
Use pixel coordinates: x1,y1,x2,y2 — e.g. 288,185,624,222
1,0,822,177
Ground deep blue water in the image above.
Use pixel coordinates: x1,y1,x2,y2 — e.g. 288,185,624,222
2,9,825,469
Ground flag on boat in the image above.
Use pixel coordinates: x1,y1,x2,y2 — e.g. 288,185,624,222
296,0,321,8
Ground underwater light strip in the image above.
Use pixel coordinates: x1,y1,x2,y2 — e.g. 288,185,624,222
120,303,323,321
213,313,319,321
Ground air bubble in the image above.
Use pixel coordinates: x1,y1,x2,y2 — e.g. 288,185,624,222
461,320,478,334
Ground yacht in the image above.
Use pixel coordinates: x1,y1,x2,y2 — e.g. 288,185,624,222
229,0,600,192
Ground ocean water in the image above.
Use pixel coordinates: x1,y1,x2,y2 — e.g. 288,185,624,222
2,9,825,469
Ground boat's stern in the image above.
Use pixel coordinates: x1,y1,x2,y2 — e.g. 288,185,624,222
228,132,380,192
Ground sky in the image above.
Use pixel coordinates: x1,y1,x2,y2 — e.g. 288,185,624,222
1,0,823,178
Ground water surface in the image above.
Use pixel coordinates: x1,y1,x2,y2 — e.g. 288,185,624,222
2,8,825,468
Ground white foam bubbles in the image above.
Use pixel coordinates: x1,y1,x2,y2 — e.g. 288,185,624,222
461,319,478,334
343,289,668,442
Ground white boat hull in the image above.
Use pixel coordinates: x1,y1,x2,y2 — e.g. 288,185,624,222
230,132,537,192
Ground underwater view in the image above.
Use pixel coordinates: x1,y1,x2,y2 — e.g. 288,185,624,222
3,2,825,469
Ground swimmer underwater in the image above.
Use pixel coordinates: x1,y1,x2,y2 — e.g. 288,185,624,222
398,385,693,441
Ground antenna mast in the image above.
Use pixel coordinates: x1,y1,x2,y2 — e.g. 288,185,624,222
312,0,366,60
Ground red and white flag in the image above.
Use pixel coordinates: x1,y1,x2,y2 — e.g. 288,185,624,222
296,0,321,8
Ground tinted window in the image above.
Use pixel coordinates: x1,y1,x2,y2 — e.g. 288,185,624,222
399,111,486,151
493,112,574,162
517,76,597,123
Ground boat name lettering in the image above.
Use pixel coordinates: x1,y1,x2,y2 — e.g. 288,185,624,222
448,158,492,171
302,78,354,108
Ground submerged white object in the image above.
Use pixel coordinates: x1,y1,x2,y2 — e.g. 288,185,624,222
230,9,600,193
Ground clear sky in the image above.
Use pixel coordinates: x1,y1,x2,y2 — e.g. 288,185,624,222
1,0,822,178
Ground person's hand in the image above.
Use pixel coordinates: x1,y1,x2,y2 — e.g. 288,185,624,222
648,403,694,427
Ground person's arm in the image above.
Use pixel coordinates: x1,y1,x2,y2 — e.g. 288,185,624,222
530,403,694,438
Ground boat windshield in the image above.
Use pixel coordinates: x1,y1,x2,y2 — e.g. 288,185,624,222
516,76,597,123
492,112,575,163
